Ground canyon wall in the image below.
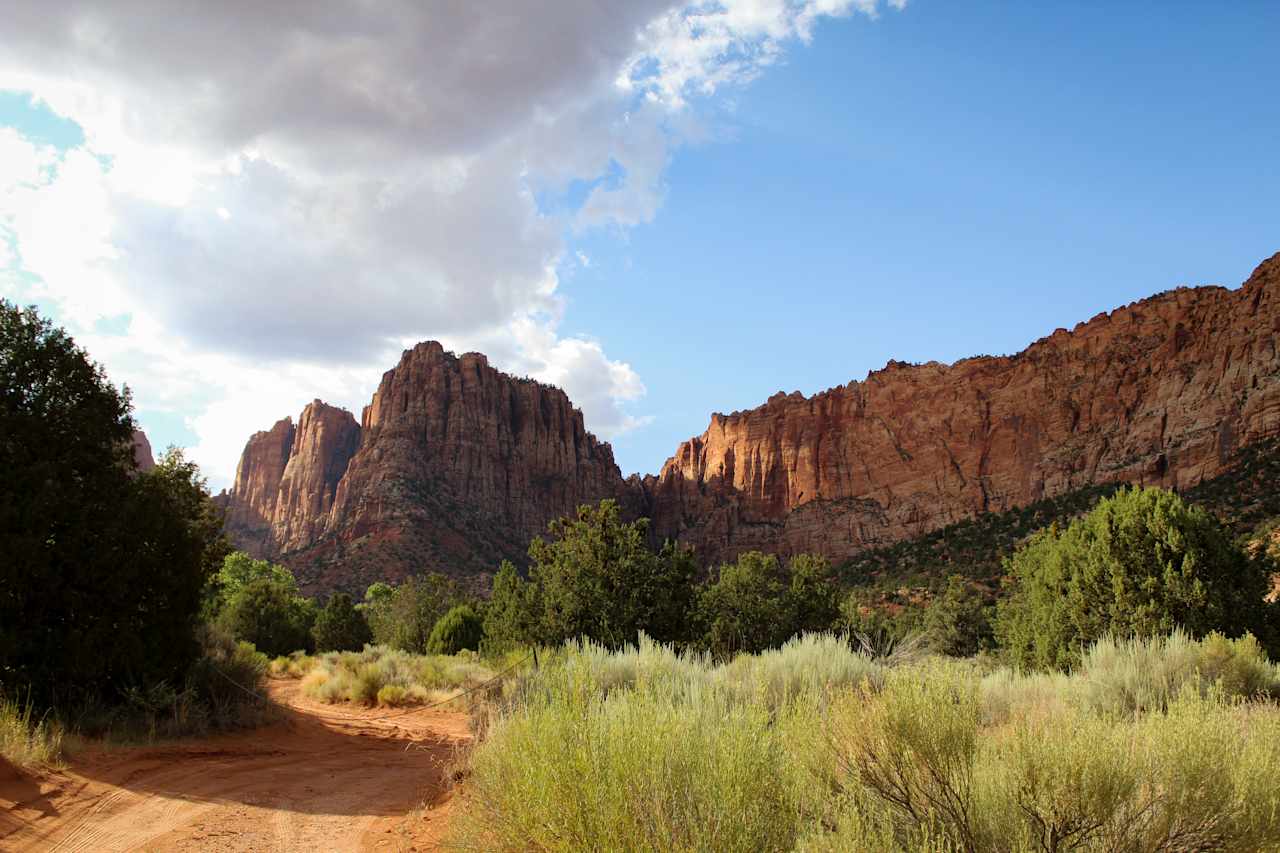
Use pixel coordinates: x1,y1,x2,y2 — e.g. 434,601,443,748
218,342,630,593
218,252,1280,593
644,252,1280,565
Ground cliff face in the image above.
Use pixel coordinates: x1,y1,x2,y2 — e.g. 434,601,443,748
131,429,155,473
217,402,359,560
220,343,629,593
645,253,1280,565
219,252,1280,594
219,416,296,555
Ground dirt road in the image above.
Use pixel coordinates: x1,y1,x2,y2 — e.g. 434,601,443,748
0,681,471,852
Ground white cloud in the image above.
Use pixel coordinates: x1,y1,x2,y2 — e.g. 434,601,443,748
0,0,904,486
623,0,894,108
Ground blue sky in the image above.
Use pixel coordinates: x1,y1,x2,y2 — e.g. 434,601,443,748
567,1,1280,472
1,1,1278,485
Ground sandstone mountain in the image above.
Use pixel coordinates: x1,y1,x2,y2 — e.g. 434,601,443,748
218,252,1280,594
131,429,155,473
217,342,631,593
644,253,1280,566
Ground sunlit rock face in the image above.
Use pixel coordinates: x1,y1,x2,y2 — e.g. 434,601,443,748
220,253,1280,593
644,253,1280,566
219,343,631,594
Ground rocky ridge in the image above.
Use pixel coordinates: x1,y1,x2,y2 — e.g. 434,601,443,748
218,342,631,593
218,252,1280,593
643,252,1280,565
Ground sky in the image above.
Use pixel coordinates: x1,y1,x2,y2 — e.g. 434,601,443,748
2,1,1278,490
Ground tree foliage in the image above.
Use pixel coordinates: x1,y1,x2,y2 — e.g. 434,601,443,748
312,592,372,652
218,577,316,657
696,551,841,657
482,561,539,654
363,573,467,653
427,604,484,655
496,500,698,649
996,486,1276,670
1,302,230,707
206,552,297,612
921,575,994,657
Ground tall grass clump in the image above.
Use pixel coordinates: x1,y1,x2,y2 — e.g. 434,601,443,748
452,631,1280,853
453,682,817,852
815,674,1280,851
1077,629,1280,715
504,633,888,713
0,696,66,767
296,645,496,706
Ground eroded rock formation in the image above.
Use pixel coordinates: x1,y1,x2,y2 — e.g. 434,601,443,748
131,429,155,473
218,252,1280,593
644,252,1280,565
219,343,630,593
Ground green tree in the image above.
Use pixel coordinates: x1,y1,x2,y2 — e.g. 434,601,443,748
785,553,842,635
312,592,373,652
1,302,227,707
697,551,788,656
427,604,484,655
527,500,697,647
922,575,994,657
481,561,539,653
696,551,842,656
996,486,1276,670
219,577,315,657
205,551,298,618
365,573,466,653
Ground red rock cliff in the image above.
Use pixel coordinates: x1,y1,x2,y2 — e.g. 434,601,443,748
645,252,1280,565
219,416,298,556
220,343,629,593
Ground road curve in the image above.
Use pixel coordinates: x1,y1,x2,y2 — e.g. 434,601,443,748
0,680,471,852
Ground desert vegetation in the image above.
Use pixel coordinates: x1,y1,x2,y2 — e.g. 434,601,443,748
0,302,272,764
269,645,503,708
7,302,1280,850
451,630,1280,852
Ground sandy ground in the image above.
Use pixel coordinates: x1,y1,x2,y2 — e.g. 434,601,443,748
0,680,471,852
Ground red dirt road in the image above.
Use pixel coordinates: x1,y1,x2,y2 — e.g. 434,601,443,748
0,681,471,852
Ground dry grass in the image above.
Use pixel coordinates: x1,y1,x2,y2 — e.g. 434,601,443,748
287,645,498,707
450,631,1280,853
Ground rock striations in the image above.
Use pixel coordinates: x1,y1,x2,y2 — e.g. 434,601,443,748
643,252,1280,565
218,252,1280,594
218,343,630,593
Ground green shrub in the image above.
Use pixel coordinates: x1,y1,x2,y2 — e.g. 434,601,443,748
997,486,1274,670
827,660,983,849
696,551,841,657
427,604,484,654
453,686,808,852
62,624,272,743
362,573,467,653
482,561,538,654
453,632,1280,853
312,592,372,652
217,577,315,657
299,645,496,706
184,624,272,731
1077,629,1280,715
921,575,994,657
376,684,408,706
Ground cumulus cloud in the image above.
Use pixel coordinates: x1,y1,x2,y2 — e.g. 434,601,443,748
0,0,904,485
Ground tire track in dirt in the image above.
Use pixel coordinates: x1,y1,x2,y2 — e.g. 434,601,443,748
0,681,470,852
